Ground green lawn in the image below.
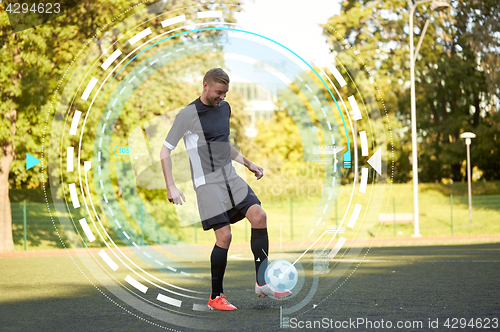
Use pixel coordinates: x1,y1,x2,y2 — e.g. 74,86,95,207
1,243,499,331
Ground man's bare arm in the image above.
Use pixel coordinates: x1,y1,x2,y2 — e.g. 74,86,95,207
230,145,251,167
230,145,263,180
160,145,185,204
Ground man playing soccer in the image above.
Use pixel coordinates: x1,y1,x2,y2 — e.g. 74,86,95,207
160,68,291,311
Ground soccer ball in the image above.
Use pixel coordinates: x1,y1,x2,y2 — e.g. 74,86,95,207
264,260,298,291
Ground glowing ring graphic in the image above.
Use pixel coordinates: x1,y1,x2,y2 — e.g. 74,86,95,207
44,3,395,330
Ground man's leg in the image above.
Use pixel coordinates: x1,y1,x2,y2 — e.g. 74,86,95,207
246,204,268,286
211,224,231,299
247,204,292,298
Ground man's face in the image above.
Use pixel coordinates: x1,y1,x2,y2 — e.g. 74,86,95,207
204,81,229,107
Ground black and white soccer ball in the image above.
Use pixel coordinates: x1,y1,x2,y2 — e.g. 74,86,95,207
264,260,298,291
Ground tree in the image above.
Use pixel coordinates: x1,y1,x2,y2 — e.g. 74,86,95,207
1,3,60,251
323,0,500,183
0,0,243,251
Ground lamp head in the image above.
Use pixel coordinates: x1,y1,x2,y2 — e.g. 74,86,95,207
460,132,476,139
430,0,451,12
460,132,476,146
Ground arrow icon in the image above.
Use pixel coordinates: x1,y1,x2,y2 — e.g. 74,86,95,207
26,153,41,170
367,148,382,176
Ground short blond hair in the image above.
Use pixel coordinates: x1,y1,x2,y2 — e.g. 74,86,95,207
203,68,230,85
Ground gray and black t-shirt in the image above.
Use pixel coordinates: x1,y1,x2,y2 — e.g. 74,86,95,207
164,98,238,188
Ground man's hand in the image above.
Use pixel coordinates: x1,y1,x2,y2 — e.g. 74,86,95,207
168,186,186,205
247,163,264,180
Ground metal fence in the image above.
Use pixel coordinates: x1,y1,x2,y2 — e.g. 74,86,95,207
11,201,111,250
11,195,500,249
11,201,178,250
451,194,500,210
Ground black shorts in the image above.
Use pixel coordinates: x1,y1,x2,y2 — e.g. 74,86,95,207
195,176,261,231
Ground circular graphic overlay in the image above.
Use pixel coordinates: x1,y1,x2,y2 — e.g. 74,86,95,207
42,2,396,331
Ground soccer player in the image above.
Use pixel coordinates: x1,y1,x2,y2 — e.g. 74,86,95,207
160,68,291,311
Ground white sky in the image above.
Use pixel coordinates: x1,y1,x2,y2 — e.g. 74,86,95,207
235,0,342,68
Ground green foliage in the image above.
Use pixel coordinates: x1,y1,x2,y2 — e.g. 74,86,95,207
2,0,244,190
253,109,305,167
248,96,328,201
1,0,246,248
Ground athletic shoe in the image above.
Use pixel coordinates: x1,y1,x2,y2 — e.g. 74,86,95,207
255,283,292,298
208,294,237,311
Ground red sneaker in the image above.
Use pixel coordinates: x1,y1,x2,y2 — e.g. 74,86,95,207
208,294,237,311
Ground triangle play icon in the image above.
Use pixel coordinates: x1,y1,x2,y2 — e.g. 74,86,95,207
367,148,382,176
26,153,41,170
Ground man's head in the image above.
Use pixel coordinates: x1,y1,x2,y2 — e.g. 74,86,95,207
201,68,230,107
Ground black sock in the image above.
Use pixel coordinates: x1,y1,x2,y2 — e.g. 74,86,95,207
251,228,268,286
211,244,228,299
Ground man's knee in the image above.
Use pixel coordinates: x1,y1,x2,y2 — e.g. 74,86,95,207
258,209,267,224
220,231,232,245
251,207,267,228
215,226,232,248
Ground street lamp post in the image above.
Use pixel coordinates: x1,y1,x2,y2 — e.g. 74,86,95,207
409,0,450,237
460,132,476,223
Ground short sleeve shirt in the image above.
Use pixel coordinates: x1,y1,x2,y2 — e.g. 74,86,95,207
164,98,238,188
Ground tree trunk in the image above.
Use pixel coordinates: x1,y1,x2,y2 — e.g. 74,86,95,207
472,93,481,128
0,109,16,252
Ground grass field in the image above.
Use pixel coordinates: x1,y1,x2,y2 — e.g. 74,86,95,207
1,241,499,331
3,183,500,331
